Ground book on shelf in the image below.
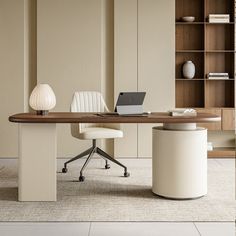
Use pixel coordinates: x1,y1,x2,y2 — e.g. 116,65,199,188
207,72,229,79
208,73,229,76
209,19,230,23
208,14,230,19
168,109,197,117
208,14,230,23
207,77,229,80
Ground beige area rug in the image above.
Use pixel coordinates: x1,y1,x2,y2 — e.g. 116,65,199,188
0,159,235,221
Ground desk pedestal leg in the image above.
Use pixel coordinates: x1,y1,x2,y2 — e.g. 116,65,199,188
152,125,207,199
18,124,57,201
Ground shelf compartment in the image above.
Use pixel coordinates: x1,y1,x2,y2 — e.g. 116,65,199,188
205,50,235,52
176,50,205,52
205,0,235,22
196,108,222,130
205,22,235,25
208,147,235,158
205,24,234,50
205,80,234,108
176,0,204,22
176,22,205,25
176,52,204,78
222,108,235,130
176,24,204,50
176,80,204,108
205,52,234,78
176,78,205,80
206,78,235,81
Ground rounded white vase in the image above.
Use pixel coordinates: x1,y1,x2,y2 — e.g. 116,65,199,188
183,61,195,79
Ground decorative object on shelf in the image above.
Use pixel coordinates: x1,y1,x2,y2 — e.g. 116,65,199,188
208,14,230,23
182,61,195,79
207,72,229,80
181,16,195,22
207,142,213,151
29,84,56,115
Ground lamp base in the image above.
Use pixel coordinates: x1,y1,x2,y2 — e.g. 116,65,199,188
36,110,49,116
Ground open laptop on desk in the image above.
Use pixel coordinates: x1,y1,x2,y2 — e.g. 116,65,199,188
99,92,147,116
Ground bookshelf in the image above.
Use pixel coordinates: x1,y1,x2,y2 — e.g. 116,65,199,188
175,0,235,157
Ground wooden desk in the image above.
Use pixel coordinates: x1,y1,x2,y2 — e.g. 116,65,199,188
9,112,220,124
9,112,220,201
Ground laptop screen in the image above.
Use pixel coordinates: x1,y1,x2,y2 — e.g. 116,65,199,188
115,92,146,112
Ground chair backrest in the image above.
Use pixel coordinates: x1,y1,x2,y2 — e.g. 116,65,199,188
70,91,109,138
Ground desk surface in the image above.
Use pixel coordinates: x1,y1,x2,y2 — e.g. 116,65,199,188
9,112,221,124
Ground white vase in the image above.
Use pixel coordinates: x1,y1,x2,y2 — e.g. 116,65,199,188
183,61,195,79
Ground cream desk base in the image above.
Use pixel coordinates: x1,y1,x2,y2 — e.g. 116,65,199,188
19,124,57,201
9,112,220,201
152,126,207,199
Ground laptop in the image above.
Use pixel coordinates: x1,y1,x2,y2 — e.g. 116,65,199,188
97,92,146,117
113,92,146,116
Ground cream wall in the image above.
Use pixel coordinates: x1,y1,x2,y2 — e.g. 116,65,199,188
101,0,114,155
1,0,233,159
114,0,175,158
37,0,114,157
137,0,175,157
37,0,105,157
0,0,25,157
0,0,114,158
1,0,175,158
114,0,138,158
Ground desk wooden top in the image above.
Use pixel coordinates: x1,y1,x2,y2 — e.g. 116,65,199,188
9,112,221,124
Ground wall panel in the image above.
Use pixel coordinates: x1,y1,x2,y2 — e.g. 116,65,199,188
138,0,175,157
114,0,138,158
37,0,103,157
0,0,25,157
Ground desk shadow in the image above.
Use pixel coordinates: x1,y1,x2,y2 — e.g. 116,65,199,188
0,187,18,201
60,179,162,200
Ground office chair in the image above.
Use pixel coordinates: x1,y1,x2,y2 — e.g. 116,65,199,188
62,91,130,182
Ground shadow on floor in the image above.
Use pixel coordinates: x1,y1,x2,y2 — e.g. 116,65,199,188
58,179,164,200
0,187,18,201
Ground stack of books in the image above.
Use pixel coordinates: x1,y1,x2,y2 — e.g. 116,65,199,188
208,14,230,23
168,109,197,117
207,73,229,80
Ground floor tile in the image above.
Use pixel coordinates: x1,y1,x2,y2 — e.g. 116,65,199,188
89,222,200,236
195,222,235,236
215,159,235,170
0,222,90,236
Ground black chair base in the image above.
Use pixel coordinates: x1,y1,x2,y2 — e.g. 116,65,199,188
62,139,130,181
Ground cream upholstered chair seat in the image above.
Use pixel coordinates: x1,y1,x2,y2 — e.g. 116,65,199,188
77,127,123,140
62,91,129,182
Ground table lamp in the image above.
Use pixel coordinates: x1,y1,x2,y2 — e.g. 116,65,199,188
29,84,56,115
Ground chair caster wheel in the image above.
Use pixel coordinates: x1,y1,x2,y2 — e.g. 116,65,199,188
62,167,68,173
79,176,85,182
105,164,110,169
124,172,130,177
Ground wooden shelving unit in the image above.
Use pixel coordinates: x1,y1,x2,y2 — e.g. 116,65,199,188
175,0,235,157
208,147,235,158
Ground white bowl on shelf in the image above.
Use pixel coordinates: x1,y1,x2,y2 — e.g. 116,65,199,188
182,16,195,22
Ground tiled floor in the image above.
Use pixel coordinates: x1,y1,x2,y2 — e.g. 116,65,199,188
0,222,234,236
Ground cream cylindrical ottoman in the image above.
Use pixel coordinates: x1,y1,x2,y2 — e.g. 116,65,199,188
152,126,207,199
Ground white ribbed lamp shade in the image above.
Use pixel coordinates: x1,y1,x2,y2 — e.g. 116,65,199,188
29,84,56,115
